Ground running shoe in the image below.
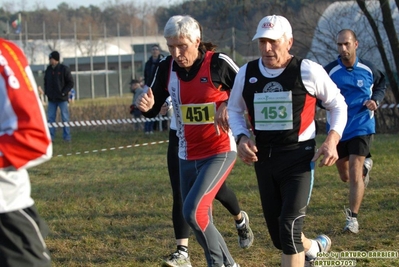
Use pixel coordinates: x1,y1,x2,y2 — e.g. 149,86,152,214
314,234,332,253
305,234,331,263
162,250,192,267
343,207,359,234
236,211,254,249
363,158,373,188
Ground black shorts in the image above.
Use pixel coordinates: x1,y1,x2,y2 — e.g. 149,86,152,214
254,139,315,254
0,205,51,267
337,135,373,159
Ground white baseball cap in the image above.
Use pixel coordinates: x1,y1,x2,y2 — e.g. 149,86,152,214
252,15,292,41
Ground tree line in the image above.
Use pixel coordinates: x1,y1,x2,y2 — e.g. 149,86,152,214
0,0,397,104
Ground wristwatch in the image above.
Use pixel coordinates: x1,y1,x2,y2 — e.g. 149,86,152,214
374,99,380,107
235,134,248,145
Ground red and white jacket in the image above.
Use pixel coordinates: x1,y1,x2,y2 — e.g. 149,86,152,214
0,39,52,212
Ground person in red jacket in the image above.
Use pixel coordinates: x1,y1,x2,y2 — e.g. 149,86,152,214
0,38,52,267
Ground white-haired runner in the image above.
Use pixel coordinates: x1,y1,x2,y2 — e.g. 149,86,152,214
227,15,348,267
138,15,245,267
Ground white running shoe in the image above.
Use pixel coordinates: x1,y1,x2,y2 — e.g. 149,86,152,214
343,208,359,234
162,250,192,267
363,158,373,188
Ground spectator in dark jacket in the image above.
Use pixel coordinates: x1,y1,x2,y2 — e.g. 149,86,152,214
44,51,74,142
144,45,166,131
144,44,164,88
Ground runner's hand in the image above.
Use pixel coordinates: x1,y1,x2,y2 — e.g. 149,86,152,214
214,101,229,136
137,88,155,112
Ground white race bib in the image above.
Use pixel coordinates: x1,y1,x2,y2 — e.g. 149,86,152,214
253,91,293,130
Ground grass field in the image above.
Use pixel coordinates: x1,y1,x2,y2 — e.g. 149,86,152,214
29,98,399,267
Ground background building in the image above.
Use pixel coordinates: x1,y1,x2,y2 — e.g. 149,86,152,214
13,35,168,99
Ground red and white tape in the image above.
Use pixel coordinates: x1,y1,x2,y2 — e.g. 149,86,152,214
48,116,171,128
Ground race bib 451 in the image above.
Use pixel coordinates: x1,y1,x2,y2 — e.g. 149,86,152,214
180,103,216,125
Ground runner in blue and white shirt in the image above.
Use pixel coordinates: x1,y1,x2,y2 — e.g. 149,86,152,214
323,29,386,234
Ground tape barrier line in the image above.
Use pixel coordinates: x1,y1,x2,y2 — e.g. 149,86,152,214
48,116,171,128
382,103,399,109
48,103,399,128
56,140,169,157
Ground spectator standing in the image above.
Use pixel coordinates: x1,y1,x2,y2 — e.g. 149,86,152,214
0,38,52,267
227,15,348,267
323,29,386,234
129,79,144,131
138,15,243,267
144,44,164,88
144,44,166,132
44,50,74,142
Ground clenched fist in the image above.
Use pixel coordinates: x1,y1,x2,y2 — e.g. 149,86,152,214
137,88,155,112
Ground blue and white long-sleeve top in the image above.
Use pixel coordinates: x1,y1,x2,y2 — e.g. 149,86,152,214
324,57,386,141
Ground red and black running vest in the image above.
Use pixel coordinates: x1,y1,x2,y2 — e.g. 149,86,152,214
168,51,236,160
242,56,317,146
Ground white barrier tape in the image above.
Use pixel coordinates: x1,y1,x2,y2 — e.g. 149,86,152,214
48,103,399,128
56,140,168,157
48,116,171,128
382,103,399,109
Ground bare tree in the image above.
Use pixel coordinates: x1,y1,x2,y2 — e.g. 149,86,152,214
306,1,399,132
356,0,399,103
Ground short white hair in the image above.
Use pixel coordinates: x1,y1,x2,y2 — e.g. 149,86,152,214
163,15,201,43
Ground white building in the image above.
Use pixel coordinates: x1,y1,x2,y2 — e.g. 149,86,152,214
13,35,168,69
13,35,169,99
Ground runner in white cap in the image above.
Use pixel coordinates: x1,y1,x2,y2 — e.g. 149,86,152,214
227,15,348,267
